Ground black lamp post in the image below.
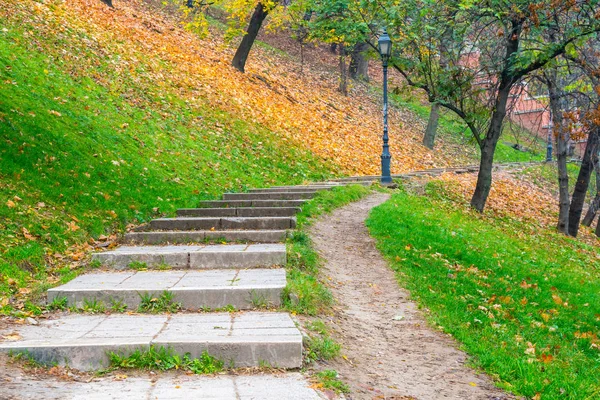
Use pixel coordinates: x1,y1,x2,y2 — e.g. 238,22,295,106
378,29,392,184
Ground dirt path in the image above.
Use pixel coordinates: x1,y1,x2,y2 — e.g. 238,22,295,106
309,193,513,400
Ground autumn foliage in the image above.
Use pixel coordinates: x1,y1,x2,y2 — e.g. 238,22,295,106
0,0,456,176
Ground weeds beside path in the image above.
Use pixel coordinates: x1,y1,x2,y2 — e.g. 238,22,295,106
308,193,512,400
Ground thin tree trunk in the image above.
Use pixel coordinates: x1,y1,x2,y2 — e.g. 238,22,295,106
349,42,369,81
338,43,348,96
567,127,599,237
596,213,600,237
547,71,570,233
423,102,440,149
581,153,600,227
470,19,523,212
582,194,600,226
470,84,512,212
232,3,269,73
101,0,113,7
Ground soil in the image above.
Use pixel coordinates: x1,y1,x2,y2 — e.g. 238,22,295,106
308,193,515,400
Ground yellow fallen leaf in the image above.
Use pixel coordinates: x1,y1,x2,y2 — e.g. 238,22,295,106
468,382,477,387
2,332,21,341
6,200,15,208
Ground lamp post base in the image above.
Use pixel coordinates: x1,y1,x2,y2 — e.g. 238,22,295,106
381,155,392,184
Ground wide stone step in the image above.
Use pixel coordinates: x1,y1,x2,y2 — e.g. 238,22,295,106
92,244,286,269
222,192,316,201
48,269,286,310
124,230,287,244
0,312,302,370
198,199,307,208
177,207,301,217
247,187,331,193
146,217,296,231
0,373,324,399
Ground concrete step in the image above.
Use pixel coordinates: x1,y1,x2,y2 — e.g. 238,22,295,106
198,199,307,208
0,312,302,370
124,230,287,244
0,373,324,399
146,217,296,231
247,187,331,193
48,269,286,310
222,192,316,201
177,207,301,217
92,244,286,269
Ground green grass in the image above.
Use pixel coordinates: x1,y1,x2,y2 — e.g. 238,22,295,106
283,185,371,315
138,291,181,313
389,92,544,164
108,346,223,374
519,163,586,197
367,183,600,399
0,8,336,314
314,370,350,394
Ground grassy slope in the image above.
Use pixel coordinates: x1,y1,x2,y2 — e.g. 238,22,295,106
367,184,600,399
0,2,334,312
390,92,545,164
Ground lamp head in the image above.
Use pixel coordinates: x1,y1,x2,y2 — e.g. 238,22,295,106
378,29,392,60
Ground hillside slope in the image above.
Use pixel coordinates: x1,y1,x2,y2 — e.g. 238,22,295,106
0,0,339,308
0,0,543,310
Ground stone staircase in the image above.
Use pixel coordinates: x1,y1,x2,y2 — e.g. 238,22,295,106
0,181,358,376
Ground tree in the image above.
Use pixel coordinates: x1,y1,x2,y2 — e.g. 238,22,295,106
363,0,600,211
423,103,440,149
569,128,599,236
231,2,271,72
543,66,571,234
349,41,370,81
307,0,370,94
581,152,600,232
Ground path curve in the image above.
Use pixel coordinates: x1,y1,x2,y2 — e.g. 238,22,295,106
309,193,513,400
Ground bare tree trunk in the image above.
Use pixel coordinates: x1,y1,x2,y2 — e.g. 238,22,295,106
596,213,600,237
582,193,600,226
581,146,599,227
232,3,269,73
349,42,369,81
547,71,570,234
338,43,348,96
470,19,524,212
101,0,113,7
423,102,440,149
568,127,599,237
470,83,512,212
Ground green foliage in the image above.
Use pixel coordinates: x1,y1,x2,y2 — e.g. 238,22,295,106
108,346,223,374
109,298,128,313
81,298,106,313
305,319,341,362
307,0,370,46
47,296,69,311
305,333,341,362
128,261,148,271
367,188,600,399
314,370,350,393
138,291,181,313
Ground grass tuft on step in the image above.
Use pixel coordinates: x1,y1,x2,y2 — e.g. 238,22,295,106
108,346,223,374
